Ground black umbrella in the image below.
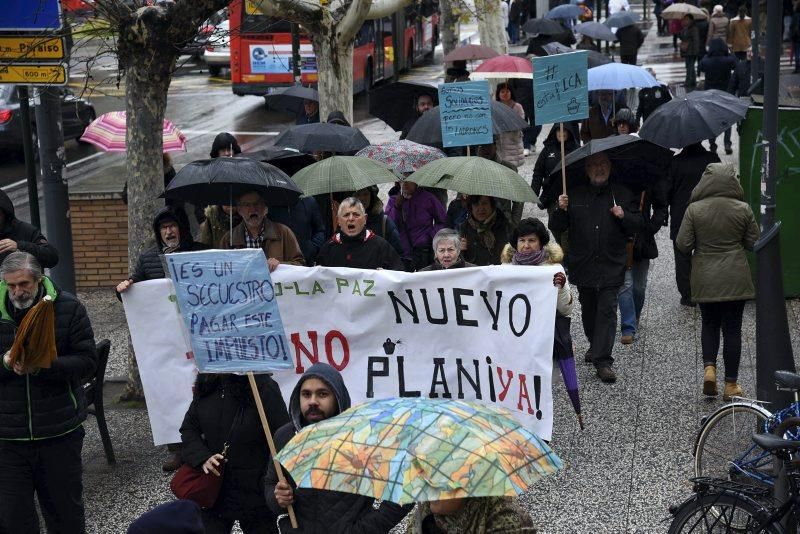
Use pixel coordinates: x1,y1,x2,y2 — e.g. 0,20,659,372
405,101,529,146
265,85,319,116
163,157,303,206
523,18,567,36
542,43,612,68
368,81,439,131
550,135,673,191
273,122,370,153
604,11,640,29
574,21,618,41
638,89,749,149
244,146,317,175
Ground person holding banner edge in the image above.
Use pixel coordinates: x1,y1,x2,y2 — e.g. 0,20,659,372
265,363,410,533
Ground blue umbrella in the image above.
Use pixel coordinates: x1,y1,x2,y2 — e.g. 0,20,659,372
588,63,659,90
545,4,584,20
604,11,640,29
575,21,618,41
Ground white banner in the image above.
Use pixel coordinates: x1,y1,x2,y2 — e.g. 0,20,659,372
121,279,197,446
122,265,558,442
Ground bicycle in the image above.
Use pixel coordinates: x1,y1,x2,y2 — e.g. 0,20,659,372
694,371,800,491
669,429,800,533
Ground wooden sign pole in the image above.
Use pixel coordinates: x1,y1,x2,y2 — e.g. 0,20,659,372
559,122,567,207
247,372,298,529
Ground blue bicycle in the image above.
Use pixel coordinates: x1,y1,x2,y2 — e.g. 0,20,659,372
693,371,800,490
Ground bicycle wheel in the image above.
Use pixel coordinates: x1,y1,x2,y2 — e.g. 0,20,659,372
669,491,784,533
695,403,774,489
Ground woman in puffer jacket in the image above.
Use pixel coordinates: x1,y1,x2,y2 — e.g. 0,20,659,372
494,82,525,170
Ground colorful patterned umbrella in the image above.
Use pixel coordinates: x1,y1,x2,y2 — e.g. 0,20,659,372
275,397,562,505
355,141,446,175
80,111,187,152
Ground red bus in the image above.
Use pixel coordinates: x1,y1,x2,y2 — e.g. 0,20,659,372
228,0,439,97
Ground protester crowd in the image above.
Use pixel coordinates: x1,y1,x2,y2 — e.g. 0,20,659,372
0,2,776,533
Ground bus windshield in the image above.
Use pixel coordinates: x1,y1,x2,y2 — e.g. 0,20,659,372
242,1,291,34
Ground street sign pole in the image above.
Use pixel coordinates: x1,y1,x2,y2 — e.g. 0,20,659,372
16,86,40,228
34,87,75,293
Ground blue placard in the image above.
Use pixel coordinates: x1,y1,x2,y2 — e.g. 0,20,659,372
2,0,62,31
532,51,589,125
438,81,493,147
167,249,293,373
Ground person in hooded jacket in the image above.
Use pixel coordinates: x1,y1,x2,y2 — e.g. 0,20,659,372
616,22,645,65
676,163,759,401
180,373,290,534
407,497,534,534
699,37,737,154
198,205,243,248
458,196,516,266
0,190,58,269
355,186,404,256
666,143,720,306
265,363,411,533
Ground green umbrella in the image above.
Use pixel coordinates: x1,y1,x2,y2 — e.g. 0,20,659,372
291,156,400,197
408,157,539,203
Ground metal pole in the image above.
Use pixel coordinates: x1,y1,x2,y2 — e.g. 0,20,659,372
16,86,40,228
290,23,301,84
34,87,75,294
756,0,794,406
751,0,760,87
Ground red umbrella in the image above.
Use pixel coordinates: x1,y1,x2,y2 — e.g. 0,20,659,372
472,54,533,79
443,44,500,62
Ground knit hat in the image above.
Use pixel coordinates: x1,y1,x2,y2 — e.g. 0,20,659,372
127,500,204,534
713,4,723,15
209,132,241,158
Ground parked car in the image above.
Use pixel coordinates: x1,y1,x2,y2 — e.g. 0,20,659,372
0,85,96,156
202,19,230,77
179,9,226,60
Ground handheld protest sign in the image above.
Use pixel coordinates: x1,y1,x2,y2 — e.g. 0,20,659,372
438,80,493,148
532,51,589,200
166,249,293,373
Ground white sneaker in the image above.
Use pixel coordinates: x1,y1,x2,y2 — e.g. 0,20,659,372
523,149,530,157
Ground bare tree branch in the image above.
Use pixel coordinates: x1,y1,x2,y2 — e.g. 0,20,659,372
338,0,373,43
365,0,413,20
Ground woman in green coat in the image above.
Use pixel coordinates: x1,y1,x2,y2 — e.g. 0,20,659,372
676,163,760,401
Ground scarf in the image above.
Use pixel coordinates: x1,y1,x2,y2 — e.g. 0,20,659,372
467,211,497,252
512,248,547,266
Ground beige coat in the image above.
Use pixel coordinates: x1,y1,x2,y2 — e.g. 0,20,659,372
707,14,729,45
221,219,305,265
675,163,760,303
495,102,526,169
728,16,752,53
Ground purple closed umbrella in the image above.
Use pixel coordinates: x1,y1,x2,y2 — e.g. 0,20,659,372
554,314,583,430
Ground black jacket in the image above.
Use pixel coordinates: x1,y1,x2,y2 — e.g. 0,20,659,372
549,180,643,288
632,185,669,261
363,194,403,256
531,123,580,208
264,363,410,533
0,277,96,440
728,59,751,96
316,229,404,270
635,84,672,123
180,374,290,519
0,190,58,268
700,38,737,91
616,25,644,56
666,144,721,239
458,209,516,266
269,197,327,265
129,206,209,283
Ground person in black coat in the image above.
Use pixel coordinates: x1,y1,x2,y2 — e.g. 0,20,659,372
666,143,720,306
635,70,672,124
0,251,96,534
269,197,327,265
0,189,58,269
549,153,643,383
616,24,645,65
265,363,411,533
316,197,404,270
180,373,290,534
700,37,737,153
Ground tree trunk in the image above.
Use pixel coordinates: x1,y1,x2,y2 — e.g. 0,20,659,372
475,0,508,55
439,0,461,59
312,32,357,125
120,41,175,402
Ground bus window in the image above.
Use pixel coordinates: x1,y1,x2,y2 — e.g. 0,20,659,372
242,1,291,33
355,22,375,48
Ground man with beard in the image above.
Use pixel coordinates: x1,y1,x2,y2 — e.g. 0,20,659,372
550,153,643,383
221,190,305,271
265,363,410,533
115,205,207,470
0,252,96,533
316,198,404,270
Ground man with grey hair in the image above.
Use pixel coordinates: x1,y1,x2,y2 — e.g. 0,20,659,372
316,198,404,270
550,152,642,384
419,228,476,271
0,251,96,533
